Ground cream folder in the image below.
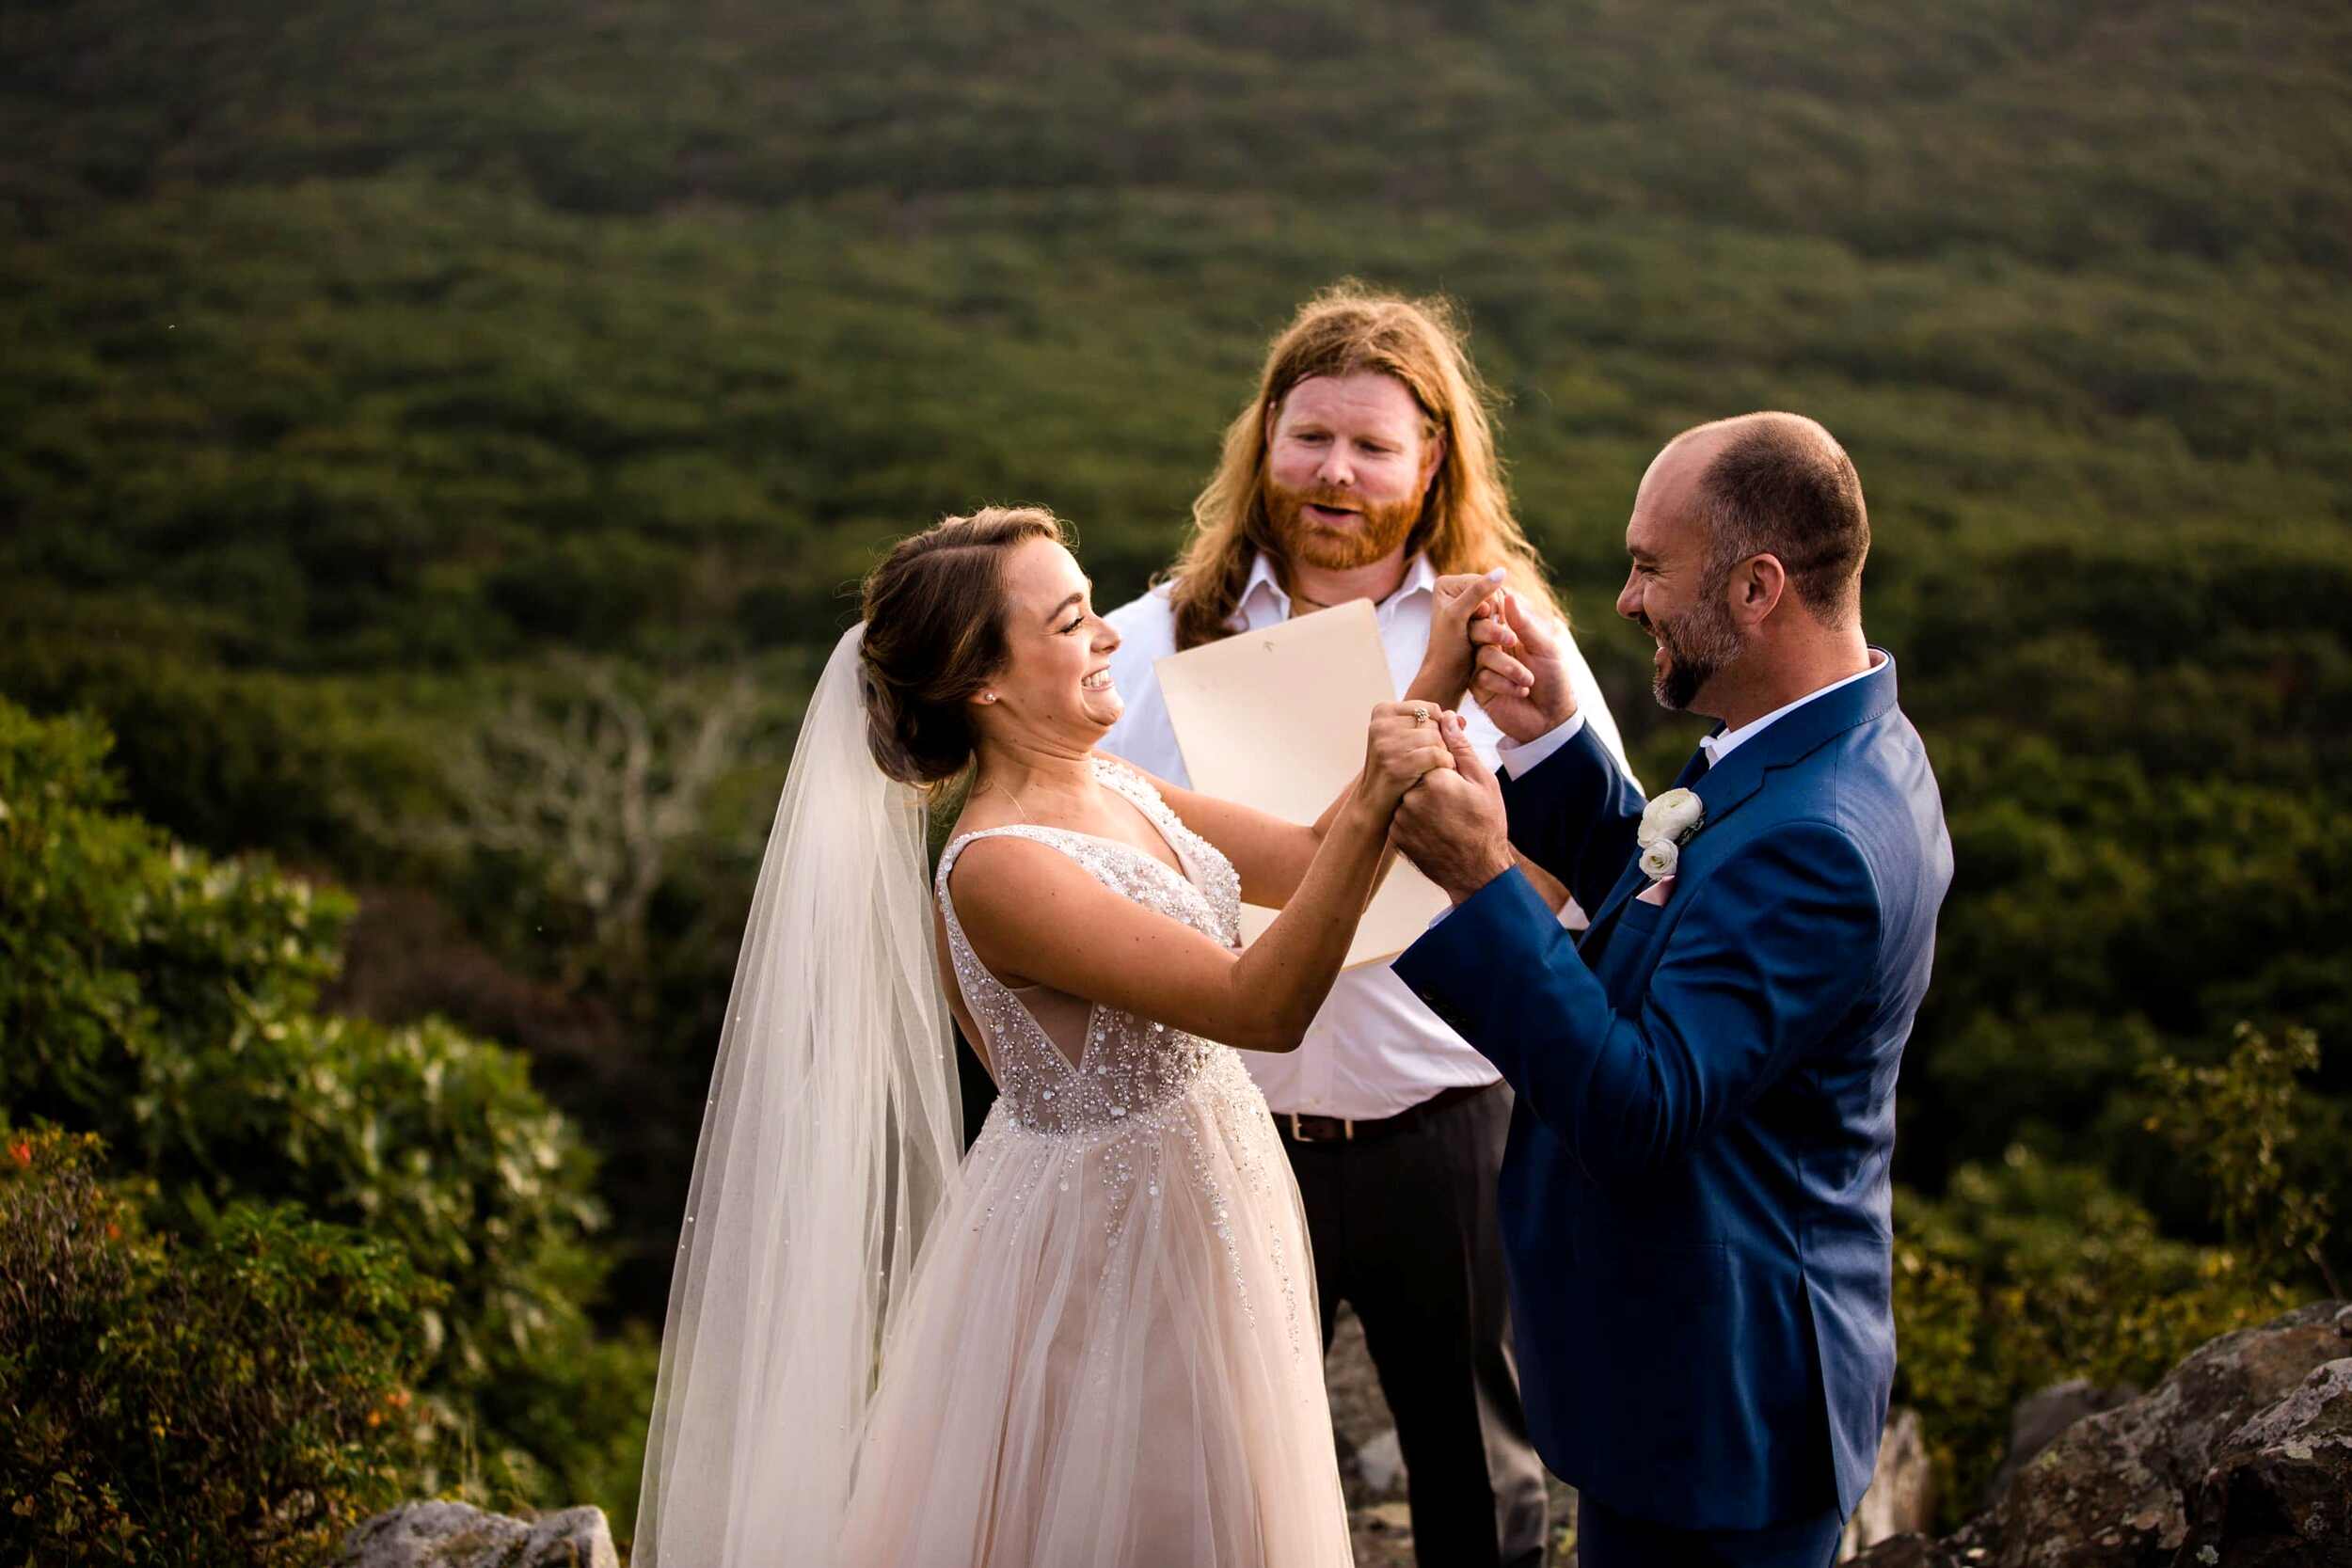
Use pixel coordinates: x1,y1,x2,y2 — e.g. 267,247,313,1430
1153,598,1451,968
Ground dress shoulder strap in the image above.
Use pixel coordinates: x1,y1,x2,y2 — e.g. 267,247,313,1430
1091,753,1181,833
933,823,1089,902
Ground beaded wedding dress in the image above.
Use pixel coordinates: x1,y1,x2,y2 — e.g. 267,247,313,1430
836,757,1352,1565
635,627,1350,1568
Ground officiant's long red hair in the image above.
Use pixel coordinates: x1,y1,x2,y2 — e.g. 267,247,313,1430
1162,283,1564,651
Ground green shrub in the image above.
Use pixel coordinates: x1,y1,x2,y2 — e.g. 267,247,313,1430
0,1127,437,1567
0,700,656,1531
1893,1149,2274,1524
2140,1022,2342,1298
1893,1022,2332,1528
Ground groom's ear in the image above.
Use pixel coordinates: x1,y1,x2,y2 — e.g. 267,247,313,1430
1731,552,1788,626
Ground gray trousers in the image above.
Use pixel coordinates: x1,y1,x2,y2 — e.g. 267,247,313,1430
1280,1082,1550,1568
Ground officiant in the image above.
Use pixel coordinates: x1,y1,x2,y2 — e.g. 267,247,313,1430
1101,286,1632,1568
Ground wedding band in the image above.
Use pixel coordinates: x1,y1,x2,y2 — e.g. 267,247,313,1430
1411,705,1429,724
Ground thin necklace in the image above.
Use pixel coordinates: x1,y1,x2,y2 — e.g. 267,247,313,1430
977,775,1029,821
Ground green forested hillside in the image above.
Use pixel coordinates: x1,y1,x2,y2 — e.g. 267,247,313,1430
5,0,2348,1534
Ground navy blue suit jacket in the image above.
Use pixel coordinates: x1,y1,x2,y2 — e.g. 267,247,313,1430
1392,653,1950,1530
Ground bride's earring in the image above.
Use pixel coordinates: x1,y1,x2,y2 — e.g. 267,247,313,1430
979,691,998,704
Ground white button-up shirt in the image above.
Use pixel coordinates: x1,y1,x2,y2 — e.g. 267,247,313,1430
1698,652,1885,768
1101,551,1633,1119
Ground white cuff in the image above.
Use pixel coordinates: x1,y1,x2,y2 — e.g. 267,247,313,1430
1497,713,1587,779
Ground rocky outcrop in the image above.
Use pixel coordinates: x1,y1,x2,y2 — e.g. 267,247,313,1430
2180,1354,2352,1567
1854,1301,2352,1568
1985,1378,2140,1507
338,1501,619,1568
1840,1407,1936,1559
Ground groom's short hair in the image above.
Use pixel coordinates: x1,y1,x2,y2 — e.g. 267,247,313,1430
1694,414,1869,628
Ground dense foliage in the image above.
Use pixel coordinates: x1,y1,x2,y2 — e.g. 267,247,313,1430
1892,1024,2334,1521
1,1128,432,1566
0,703,654,1544
4,0,2347,1526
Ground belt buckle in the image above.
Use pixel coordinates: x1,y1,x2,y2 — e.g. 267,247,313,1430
1287,1113,1355,1143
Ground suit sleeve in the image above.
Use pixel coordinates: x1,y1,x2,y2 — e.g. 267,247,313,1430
1498,721,1647,922
1393,820,1880,1184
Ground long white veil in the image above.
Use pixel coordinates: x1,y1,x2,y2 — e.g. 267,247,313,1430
634,623,963,1564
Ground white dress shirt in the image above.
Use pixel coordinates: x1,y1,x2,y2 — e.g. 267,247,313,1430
1101,551,1633,1120
1697,652,1885,768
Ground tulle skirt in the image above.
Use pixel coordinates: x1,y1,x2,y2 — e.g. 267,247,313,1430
837,1053,1353,1567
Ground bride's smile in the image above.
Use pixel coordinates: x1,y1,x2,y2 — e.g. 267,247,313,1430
974,536,1126,739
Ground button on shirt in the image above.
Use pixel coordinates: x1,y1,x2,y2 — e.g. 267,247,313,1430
1100,552,1636,1120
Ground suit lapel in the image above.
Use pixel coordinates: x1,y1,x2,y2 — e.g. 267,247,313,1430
1671,738,1718,792
1581,736,1715,940
1577,655,1901,947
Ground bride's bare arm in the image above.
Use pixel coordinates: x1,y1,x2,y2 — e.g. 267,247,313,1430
1126,571,1508,908
950,705,1451,1053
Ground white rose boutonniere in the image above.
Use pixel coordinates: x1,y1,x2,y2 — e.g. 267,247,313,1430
1635,787,1706,883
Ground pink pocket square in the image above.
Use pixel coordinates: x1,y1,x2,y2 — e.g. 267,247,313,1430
1635,876,1676,907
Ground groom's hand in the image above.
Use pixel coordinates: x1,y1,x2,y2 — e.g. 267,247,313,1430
1468,592,1579,745
1394,711,1514,903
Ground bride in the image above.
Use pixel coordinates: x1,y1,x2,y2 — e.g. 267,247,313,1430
636,505,1495,1566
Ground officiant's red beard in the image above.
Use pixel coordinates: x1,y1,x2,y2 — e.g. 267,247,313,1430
1263,478,1425,573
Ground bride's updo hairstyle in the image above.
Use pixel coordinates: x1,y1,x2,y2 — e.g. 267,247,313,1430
859,505,1069,786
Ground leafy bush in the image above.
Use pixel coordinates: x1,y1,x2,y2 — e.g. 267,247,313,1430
1,1127,436,1567
1892,1151,2270,1524
0,700,657,1532
1893,1022,2333,1527
2141,1022,2341,1298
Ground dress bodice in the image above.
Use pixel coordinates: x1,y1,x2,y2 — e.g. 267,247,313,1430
934,756,1245,1138
853,767,1346,1567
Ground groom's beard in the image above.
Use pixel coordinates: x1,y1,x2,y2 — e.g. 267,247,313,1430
1263,478,1424,573
1644,591,1747,711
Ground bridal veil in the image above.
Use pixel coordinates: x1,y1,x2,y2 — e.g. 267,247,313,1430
634,624,962,1564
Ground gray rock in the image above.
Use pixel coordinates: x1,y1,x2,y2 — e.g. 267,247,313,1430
1354,1427,1407,1497
1851,1301,2351,1568
1841,1407,1936,1560
1985,1378,2138,1507
2178,1356,2352,1567
339,1500,619,1568
1844,1534,1966,1568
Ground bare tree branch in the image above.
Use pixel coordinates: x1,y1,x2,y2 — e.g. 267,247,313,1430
360,659,764,984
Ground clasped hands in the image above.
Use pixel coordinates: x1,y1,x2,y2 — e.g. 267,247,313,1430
1367,571,1581,904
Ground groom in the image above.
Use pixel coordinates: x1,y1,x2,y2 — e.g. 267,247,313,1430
1390,414,1953,1568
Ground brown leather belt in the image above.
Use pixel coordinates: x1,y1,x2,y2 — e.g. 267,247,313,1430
1275,1081,1494,1146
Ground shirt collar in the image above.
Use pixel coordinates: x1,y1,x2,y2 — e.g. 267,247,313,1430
1233,550,1438,627
1699,651,1888,768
